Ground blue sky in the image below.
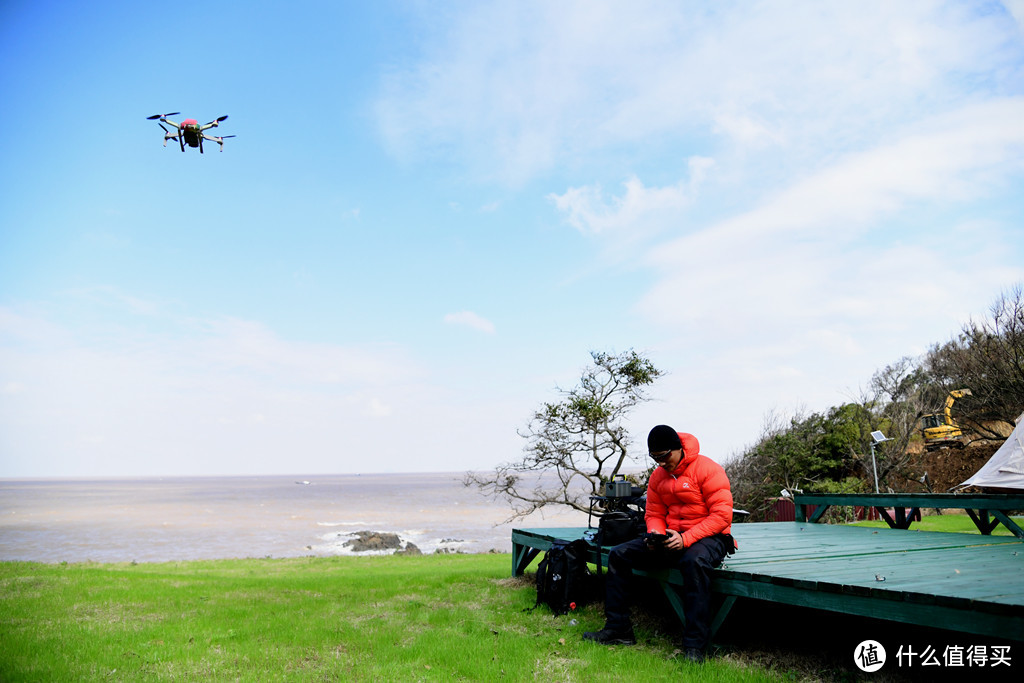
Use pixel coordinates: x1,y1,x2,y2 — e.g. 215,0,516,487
2,1,1023,477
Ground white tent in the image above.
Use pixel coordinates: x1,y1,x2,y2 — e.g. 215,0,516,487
959,412,1024,490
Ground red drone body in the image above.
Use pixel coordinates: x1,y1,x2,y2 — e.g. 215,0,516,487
146,113,235,153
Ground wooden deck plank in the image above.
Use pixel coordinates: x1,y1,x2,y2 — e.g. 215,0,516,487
724,524,1024,610
729,523,1018,558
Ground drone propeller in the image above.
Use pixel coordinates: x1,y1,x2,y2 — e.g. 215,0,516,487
146,112,180,120
217,115,228,123
204,133,237,152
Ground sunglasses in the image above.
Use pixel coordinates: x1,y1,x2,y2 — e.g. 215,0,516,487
649,450,673,463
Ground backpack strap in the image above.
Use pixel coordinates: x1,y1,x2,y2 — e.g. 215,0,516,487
524,540,564,613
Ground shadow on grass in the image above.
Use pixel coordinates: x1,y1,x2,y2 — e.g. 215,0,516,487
613,581,1021,682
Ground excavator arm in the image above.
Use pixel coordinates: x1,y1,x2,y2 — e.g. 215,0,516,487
924,388,972,450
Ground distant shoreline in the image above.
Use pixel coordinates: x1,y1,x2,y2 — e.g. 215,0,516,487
0,473,590,564
0,470,475,483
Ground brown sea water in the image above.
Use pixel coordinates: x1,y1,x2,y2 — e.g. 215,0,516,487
0,472,590,563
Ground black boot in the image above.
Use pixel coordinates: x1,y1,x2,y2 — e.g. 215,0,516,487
683,646,705,663
582,626,636,645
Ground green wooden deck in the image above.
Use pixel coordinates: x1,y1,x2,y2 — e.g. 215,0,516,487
512,522,1024,642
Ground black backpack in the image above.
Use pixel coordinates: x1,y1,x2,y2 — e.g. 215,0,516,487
529,539,597,615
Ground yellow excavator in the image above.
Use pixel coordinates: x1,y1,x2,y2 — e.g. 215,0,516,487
921,388,972,450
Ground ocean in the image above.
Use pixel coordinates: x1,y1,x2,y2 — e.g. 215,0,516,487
0,472,589,563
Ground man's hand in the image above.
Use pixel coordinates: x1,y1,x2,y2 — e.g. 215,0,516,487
664,529,684,551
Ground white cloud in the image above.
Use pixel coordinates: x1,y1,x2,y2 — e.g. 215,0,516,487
550,158,712,236
376,1,1020,183
634,98,1024,329
443,310,496,334
65,285,162,317
364,398,393,418
197,317,415,386
711,111,783,148
370,2,1024,465
0,304,438,476
1005,0,1024,32
603,96,1024,461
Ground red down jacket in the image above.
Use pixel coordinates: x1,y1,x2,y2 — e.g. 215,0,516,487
645,431,734,548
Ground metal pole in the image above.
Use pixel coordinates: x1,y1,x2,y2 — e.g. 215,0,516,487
870,443,879,493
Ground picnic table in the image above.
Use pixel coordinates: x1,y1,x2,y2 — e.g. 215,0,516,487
793,492,1024,538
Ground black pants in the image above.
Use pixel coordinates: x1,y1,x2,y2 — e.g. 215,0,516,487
604,534,732,649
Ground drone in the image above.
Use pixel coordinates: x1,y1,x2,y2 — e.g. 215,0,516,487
146,113,235,153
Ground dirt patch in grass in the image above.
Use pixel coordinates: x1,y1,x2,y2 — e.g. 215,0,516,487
72,602,164,629
901,442,1001,493
491,575,534,589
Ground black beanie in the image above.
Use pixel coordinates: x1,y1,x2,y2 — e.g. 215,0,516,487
648,425,681,453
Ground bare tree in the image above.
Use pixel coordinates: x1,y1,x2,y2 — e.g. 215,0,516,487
725,408,808,520
925,284,1024,439
464,350,663,520
861,358,930,486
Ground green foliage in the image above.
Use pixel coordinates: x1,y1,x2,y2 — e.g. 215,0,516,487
805,476,867,495
804,477,870,523
0,555,780,682
726,406,869,521
820,404,870,462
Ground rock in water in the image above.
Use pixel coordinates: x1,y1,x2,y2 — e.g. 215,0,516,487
395,542,422,556
343,531,403,552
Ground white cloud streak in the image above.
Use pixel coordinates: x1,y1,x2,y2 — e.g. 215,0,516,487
638,98,1024,332
0,304,439,476
443,311,496,334
549,157,713,237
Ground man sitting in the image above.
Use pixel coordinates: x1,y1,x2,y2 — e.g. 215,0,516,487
583,424,736,663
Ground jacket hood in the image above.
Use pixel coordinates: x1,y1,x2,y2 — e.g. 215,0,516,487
671,432,700,473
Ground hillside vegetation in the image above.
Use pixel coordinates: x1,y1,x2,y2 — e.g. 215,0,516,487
726,286,1023,521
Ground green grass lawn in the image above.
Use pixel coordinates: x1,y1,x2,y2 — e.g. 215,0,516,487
1,553,784,682
849,512,1024,535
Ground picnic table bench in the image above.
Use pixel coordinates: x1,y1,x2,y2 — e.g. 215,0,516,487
512,494,1024,643
794,492,1024,538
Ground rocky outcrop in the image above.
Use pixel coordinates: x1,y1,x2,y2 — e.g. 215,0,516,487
343,530,421,555
343,531,403,552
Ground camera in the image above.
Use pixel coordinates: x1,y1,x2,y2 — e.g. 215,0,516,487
588,474,647,534
646,532,668,546
604,474,642,499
